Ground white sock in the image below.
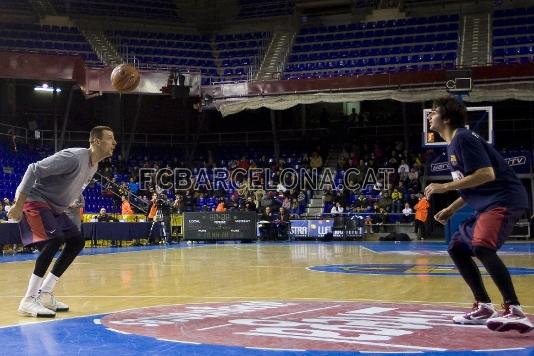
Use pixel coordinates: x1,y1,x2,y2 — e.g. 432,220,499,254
40,273,59,294
23,274,43,300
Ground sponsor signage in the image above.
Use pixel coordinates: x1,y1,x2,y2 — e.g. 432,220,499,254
184,212,257,240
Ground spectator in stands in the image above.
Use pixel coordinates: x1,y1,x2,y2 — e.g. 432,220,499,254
361,112,370,126
349,108,360,126
401,202,413,223
290,199,300,218
276,181,287,193
172,195,184,214
391,188,402,213
5,127,17,152
215,198,226,212
127,177,139,196
398,159,410,182
322,187,335,205
121,196,134,216
379,191,392,213
374,207,388,232
3,198,11,213
408,167,419,181
301,153,310,168
387,151,399,169
260,191,275,209
425,96,533,331
297,190,307,213
413,194,430,240
244,196,257,212
9,126,116,318
356,193,367,209
331,201,344,216
237,178,251,197
183,190,194,211
355,159,366,184
407,171,421,193
0,201,7,221
227,194,240,211
364,215,373,234
310,151,323,172
372,177,383,195
281,194,291,210
254,187,265,209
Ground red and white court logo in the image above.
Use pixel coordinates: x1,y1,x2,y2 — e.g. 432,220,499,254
100,301,534,353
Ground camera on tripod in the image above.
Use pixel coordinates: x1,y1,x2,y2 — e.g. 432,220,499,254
155,194,171,218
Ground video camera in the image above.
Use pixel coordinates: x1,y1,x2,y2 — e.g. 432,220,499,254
156,194,172,215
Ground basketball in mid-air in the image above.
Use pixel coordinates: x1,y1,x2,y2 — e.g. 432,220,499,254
110,63,140,92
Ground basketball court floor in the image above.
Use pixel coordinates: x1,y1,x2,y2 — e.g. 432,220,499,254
1,241,534,355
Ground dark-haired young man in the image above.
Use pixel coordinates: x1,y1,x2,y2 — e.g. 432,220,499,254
9,126,116,317
425,97,532,333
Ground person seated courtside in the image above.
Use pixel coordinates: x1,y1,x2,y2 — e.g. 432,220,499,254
96,208,119,246
97,208,116,222
258,206,274,240
275,207,291,240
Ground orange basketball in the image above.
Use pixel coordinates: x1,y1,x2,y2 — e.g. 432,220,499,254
110,63,140,92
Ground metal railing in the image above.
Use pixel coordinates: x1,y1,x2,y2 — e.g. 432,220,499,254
32,127,330,146
0,123,29,143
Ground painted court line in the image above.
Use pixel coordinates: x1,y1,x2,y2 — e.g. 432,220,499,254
265,305,341,319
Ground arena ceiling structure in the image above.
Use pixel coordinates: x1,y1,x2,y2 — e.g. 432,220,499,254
1,0,534,118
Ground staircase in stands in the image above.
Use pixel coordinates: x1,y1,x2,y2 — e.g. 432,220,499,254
77,21,123,66
460,13,492,66
255,31,295,81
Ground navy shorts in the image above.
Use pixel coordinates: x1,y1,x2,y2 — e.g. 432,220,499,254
19,201,80,247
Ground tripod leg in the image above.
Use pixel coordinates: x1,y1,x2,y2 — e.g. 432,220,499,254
148,220,156,245
161,221,168,244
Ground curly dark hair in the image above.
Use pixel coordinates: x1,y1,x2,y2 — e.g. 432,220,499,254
432,97,467,129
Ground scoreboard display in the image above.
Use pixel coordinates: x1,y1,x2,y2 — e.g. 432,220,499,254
183,212,257,241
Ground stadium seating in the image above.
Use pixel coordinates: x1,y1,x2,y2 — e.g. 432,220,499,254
0,0,34,14
215,32,271,81
493,6,534,64
0,23,100,65
109,30,271,84
284,14,459,79
108,29,216,84
50,0,180,23
238,0,294,19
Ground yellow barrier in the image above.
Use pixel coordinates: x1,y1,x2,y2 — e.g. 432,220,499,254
82,214,146,222
82,213,184,237
171,214,184,237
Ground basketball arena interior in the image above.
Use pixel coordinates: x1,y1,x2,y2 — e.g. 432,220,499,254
1,0,534,355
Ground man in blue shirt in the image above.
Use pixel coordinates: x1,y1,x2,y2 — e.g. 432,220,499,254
425,97,532,333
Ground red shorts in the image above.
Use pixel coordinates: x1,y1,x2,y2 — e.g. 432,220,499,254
449,207,525,250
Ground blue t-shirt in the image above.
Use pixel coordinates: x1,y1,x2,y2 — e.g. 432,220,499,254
447,128,528,212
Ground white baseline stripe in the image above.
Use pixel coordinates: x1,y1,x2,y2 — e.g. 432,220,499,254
265,305,341,319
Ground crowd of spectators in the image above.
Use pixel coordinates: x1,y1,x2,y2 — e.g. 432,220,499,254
90,138,428,230
323,140,427,227
0,132,429,228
